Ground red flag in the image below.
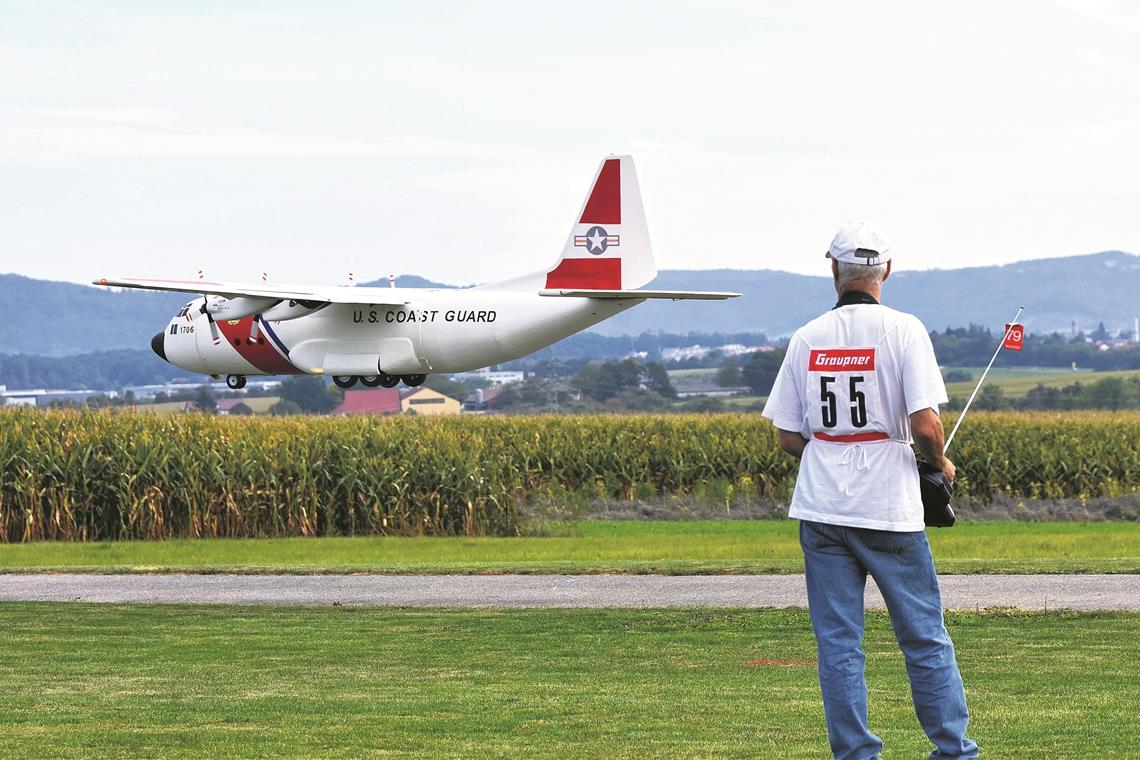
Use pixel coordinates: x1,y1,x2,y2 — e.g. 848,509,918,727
1003,323,1024,351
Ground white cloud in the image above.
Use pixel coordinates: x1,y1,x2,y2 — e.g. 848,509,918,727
1056,0,1140,32
0,108,526,161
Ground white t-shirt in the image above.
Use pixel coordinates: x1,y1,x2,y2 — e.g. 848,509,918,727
761,300,947,532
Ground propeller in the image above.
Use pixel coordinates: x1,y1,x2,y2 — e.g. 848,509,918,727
195,269,223,345
199,300,222,345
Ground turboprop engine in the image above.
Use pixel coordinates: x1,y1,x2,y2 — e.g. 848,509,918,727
204,295,280,321
259,299,326,322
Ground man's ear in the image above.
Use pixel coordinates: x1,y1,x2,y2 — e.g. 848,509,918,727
884,260,892,282
831,259,839,280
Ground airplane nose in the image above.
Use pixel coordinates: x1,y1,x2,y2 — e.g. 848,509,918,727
151,332,168,362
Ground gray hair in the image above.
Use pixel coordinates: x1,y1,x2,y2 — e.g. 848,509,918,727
836,261,888,289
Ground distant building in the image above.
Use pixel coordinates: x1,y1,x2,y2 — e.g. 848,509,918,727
717,344,754,357
331,387,462,416
462,385,509,412
451,368,525,385
123,379,281,400
332,389,403,416
662,345,710,362
134,401,199,415
662,344,770,362
401,387,461,416
215,397,281,415
0,388,118,407
674,384,752,399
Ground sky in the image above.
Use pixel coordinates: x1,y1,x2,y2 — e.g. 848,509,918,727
1,0,1137,287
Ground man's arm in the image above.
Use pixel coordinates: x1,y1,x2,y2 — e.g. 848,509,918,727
776,429,809,460
910,408,956,482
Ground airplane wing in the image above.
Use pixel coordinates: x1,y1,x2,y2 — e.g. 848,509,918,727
539,288,740,301
93,277,411,305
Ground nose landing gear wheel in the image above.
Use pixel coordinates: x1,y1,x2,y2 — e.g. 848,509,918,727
402,374,427,387
333,376,358,389
359,376,383,388
226,374,247,390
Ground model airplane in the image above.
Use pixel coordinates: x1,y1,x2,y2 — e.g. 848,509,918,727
95,155,740,390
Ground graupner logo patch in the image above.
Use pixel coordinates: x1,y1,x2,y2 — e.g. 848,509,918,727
809,348,876,371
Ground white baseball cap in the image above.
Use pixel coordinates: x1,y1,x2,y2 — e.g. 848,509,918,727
825,221,891,265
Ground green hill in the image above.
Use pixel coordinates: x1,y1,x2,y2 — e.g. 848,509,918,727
1,251,1136,356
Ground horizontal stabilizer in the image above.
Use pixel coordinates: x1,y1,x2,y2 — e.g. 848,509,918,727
93,277,410,306
539,288,740,301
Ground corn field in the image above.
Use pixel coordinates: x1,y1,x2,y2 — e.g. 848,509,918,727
0,409,1137,541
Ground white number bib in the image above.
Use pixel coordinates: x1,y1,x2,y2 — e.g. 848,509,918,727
806,347,884,439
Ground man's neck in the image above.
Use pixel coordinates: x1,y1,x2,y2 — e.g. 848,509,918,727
836,284,882,302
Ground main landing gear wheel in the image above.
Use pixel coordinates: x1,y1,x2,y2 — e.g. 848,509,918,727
378,373,400,388
226,374,247,390
402,374,427,387
333,376,358,389
359,376,383,388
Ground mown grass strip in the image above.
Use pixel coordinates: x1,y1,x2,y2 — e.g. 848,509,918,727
1,604,1136,758
1,520,1137,575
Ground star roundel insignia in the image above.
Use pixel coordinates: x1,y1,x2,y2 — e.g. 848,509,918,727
573,225,621,255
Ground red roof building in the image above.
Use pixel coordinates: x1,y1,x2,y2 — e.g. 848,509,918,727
332,388,403,416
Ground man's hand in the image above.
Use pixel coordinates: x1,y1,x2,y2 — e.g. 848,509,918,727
910,407,955,481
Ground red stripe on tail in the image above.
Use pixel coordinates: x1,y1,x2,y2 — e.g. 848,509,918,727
545,258,621,289
579,158,621,224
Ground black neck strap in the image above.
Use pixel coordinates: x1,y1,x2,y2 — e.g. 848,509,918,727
834,290,879,309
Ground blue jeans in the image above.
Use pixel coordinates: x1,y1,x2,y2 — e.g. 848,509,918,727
800,520,978,760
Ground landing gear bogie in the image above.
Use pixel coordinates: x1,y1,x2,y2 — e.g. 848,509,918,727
330,373,427,389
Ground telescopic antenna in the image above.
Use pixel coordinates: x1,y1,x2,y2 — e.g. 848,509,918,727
944,305,1024,452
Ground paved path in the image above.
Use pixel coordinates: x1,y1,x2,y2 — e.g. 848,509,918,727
0,574,1136,610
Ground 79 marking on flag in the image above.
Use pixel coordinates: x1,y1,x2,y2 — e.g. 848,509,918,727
1003,323,1024,351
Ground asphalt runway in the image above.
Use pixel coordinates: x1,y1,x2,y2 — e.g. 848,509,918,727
0,574,1136,610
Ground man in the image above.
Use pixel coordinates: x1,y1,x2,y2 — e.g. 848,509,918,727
761,222,978,760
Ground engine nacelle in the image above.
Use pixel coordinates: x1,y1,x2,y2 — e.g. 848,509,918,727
205,296,280,321
260,299,326,322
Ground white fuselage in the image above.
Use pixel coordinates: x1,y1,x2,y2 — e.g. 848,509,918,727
160,287,640,378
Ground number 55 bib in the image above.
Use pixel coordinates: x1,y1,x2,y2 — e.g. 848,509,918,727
806,348,885,440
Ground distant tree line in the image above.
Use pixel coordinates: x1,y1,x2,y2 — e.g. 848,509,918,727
951,375,1140,412
504,331,772,366
932,325,1140,370
5,325,1140,396
0,349,186,391
491,360,756,415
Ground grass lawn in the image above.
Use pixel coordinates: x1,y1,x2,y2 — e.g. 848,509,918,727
1,520,1138,575
0,604,1135,758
